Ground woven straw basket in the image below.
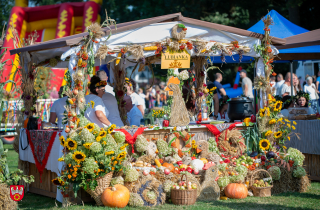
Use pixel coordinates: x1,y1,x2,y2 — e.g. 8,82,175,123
171,174,197,205
250,169,273,197
85,172,113,205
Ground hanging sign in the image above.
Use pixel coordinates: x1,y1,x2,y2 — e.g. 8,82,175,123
161,50,190,69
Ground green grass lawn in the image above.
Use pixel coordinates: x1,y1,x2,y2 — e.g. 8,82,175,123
4,143,19,172
3,144,320,210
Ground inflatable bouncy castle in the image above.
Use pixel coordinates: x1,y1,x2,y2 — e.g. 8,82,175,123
1,0,102,92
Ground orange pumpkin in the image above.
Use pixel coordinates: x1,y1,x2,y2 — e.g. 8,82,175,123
224,183,248,199
162,163,175,172
101,185,130,208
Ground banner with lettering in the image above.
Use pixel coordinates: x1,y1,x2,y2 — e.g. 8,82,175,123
161,50,190,69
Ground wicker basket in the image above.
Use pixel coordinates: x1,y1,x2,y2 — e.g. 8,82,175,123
250,169,273,197
171,174,197,205
85,172,113,205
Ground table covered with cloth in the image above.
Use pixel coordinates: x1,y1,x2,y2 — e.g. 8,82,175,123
285,120,320,155
19,128,65,202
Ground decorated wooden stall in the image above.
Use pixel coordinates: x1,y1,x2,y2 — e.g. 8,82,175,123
7,12,311,208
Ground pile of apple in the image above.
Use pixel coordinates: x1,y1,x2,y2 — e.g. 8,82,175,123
252,179,271,188
171,181,197,190
231,155,256,168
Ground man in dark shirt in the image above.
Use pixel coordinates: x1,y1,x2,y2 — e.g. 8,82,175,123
206,82,220,120
213,73,226,99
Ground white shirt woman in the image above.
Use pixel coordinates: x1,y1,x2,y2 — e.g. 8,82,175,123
84,76,112,128
49,96,67,128
125,79,145,116
304,83,317,100
102,93,124,127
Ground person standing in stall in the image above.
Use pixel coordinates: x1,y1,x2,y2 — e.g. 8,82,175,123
213,73,226,99
240,69,254,100
123,95,143,126
49,86,67,129
125,78,145,116
85,76,111,127
97,70,124,127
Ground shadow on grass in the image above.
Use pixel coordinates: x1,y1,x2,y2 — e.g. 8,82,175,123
272,191,320,200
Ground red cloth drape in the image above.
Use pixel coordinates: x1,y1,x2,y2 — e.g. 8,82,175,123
26,130,57,182
114,127,146,153
203,122,242,141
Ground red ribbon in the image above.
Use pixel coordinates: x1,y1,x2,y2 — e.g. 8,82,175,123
203,122,241,143
26,130,57,183
114,127,146,153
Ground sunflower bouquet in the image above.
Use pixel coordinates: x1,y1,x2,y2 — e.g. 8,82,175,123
53,122,127,197
152,109,165,118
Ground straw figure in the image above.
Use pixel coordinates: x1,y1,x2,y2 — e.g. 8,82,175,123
145,141,159,159
197,166,220,201
164,76,190,126
196,140,220,165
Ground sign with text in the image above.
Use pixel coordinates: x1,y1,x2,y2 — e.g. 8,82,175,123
161,50,190,69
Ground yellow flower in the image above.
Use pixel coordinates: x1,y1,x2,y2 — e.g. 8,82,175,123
288,136,291,141
173,127,177,131
90,101,95,108
105,151,115,155
111,167,115,171
285,119,290,123
273,101,283,112
269,119,276,125
83,143,93,149
59,136,66,146
120,144,128,150
85,123,95,132
113,161,118,165
58,157,64,162
277,118,283,123
265,130,272,136
259,139,270,150
99,130,107,138
287,124,291,128
274,131,283,139
292,126,296,130
293,121,297,125
96,136,102,142
259,108,266,117
68,175,71,179
102,141,107,145
209,87,217,93
117,151,127,160
268,94,276,103
283,146,287,150
66,138,77,150
72,151,86,163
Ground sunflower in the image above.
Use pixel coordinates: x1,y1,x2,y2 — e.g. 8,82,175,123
120,144,128,150
259,139,270,151
268,94,276,103
259,108,270,117
98,130,107,138
288,136,291,141
117,151,127,160
85,123,95,132
293,121,297,125
277,117,283,123
107,124,116,133
265,130,272,137
269,119,276,125
274,131,283,139
83,143,92,149
72,151,86,163
105,151,115,155
209,87,217,94
58,157,64,162
284,119,290,123
96,136,102,142
292,126,296,130
59,136,66,146
273,101,283,112
287,123,291,128
66,138,77,150
52,178,65,186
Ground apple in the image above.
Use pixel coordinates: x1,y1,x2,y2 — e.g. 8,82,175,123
180,168,186,172
164,168,170,175
176,186,180,190
193,169,199,175
65,127,70,133
30,107,35,111
143,170,149,176
179,182,183,186
179,164,187,169
261,156,266,161
176,161,183,166
172,185,176,189
191,184,197,189
21,107,25,112
187,185,192,190
180,186,185,190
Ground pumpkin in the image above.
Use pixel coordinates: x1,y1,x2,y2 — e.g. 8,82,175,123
224,183,248,199
200,158,208,164
162,163,175,172
101,184,130,208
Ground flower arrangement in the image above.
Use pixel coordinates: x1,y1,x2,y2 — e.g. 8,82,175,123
152,109,165,118
52,123,127,197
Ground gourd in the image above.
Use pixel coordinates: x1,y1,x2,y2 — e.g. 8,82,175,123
143,46,158,51
162,162,175,172
101,184,130,208
116,53,122,65
190,159,204,171
155,159,162,167
224,183,248,199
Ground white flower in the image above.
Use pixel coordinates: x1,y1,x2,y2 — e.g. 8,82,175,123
178,70,189,81
90,142,102,153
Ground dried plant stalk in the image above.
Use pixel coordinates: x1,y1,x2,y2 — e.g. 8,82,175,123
193,56,206,112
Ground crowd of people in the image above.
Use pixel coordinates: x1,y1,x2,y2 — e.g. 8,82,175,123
48,68,320,129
